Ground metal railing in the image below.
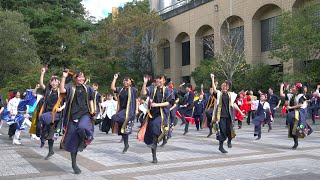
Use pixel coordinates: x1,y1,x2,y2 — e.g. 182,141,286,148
158,0,193,15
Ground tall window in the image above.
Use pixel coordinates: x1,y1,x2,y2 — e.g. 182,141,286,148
203,34,214,60
261,16,279,52
163,47,170,69
230,26,244,52
182,41,190,66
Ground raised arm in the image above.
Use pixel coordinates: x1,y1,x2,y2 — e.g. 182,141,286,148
200,84,204,95
60,69,68,94
280,83,285,98
33,84,40,97
111,74,118,92
84,77,90,85
211,73,217,93
40,67,46,90
177,83,186,96
0,106,4,114
135,98,140,115
141,76,148,96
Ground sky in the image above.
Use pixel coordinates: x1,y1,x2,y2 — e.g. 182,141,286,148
81,0,135,20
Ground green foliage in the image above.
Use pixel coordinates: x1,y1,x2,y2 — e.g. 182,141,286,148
0,0,95,67
191,58,249,91
191,59,223,91
282,59,320,90
272,0,320,63
233,64,282,93
191,61,283,93
82,0,164,92
0,9,41,95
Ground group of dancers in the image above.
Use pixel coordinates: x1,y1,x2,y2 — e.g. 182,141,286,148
0,67,318,174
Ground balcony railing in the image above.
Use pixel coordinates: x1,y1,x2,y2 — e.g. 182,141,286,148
158,0,193,15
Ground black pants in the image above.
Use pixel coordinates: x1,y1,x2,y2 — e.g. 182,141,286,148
194,114,203,130
218,117,232,142
8,123,17,137
247,110,255,124
101,116,112,133
178,106,193,123
311,107,319,123
185,121,189,132
205,109,213,132
137,111,145,126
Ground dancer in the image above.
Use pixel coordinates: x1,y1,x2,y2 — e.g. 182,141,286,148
280,83,312,149
176,83,194,135
7,91,20,140
5,90,36,145
60,69,95,174
235,91,247,129
0,95,4,134
251,93,273,140
310,92,320,124
101,94,117,134
111,73,139,153
139,75,172,163
161,82,179,146
92,83,103,130
211,74,244,153
37,67,65,161
193,94,205,130
267,88,281,131
246,91,255,125
201,82,217,138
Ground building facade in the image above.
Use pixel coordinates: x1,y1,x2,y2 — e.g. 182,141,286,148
151,0,308,85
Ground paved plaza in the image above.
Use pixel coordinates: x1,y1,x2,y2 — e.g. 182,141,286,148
1,117,320,180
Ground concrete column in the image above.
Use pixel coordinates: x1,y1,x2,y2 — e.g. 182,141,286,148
171,41,182,85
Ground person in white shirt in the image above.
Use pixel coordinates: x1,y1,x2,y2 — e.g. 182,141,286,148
7,91,21,140
137,97,148,127
251,93,273,140
101,94,117,134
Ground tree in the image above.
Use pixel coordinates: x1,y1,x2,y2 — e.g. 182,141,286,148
82,0,165,90
0,0,95,67
271,0,320,84
200,20,247,86
233,64,282,93
0,9,41,93
198,21,248,88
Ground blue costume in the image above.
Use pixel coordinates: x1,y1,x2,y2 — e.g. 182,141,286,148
177,90,194,134
61,84,94,153
112,86,138,153
168,90,178,138
252,101,270,139
193,99,205,130
138,85,172,163
3,90,36,130
203,92,215,137
39,88,61,146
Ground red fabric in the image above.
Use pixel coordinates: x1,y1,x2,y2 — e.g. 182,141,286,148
281,104,287,114
235,98,247,121
175,111,195,124
9,92,14,100
245,95,251,112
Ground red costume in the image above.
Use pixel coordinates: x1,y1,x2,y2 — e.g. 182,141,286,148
235,92,247,121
